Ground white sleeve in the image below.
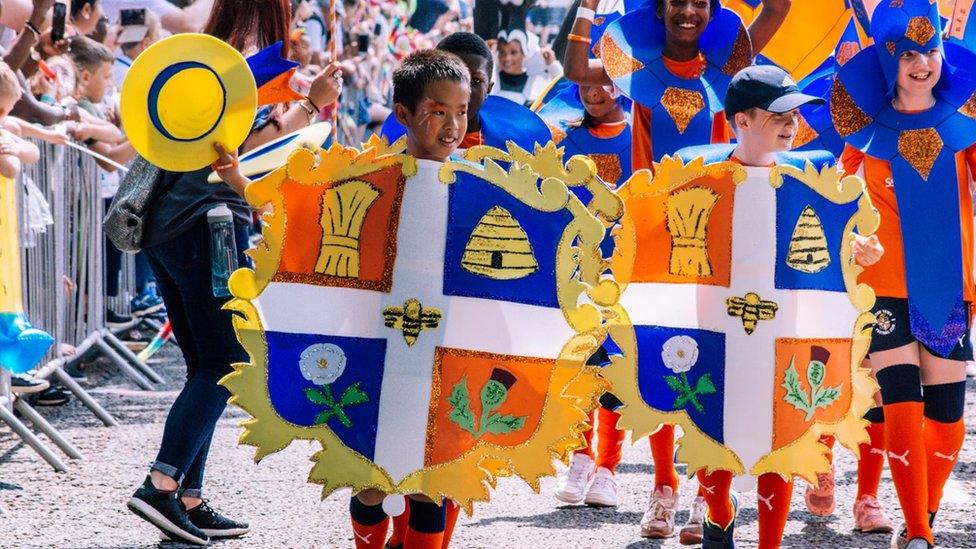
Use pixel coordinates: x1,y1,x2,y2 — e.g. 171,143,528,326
101,0,179,23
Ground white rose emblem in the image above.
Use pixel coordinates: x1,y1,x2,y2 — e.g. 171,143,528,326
299,343,347,385
661,335,699,374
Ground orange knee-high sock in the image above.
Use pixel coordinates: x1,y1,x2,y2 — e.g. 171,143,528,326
350,497,390,549
883,401,932,543
923,417,963,514
440,500,461,548
922,380,967,515
757,473,793,549
403,498,446,549
575,411,596,459
595,408,624,472
697,470,734,529
650,425,679,490
856,410,886,499
389,507,410,548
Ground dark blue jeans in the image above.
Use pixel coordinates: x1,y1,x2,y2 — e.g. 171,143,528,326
144,218,250,497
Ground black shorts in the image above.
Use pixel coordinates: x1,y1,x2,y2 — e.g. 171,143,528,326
869,296,973,360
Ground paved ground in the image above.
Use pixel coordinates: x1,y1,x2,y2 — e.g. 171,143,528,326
1,344,975,548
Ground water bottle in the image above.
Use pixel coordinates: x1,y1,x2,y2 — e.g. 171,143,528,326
207,203,239,298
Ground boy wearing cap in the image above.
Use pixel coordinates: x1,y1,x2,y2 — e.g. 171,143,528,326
674,64,883,548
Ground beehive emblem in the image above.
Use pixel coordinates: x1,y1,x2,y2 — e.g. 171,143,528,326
461,206,539,280
786,205,830,274
315,180,381,278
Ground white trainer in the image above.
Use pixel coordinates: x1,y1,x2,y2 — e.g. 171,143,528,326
555,453,595,504
679,495,706,545
641,485,678,538
584,467,619,507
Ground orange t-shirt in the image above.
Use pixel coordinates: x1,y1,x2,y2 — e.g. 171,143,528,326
631,55,733,172
459,131,483,149
841,144,976,302
588,120,628,139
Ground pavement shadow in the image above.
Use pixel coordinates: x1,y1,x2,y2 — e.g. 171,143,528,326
468,507,644,529
781,516,888,548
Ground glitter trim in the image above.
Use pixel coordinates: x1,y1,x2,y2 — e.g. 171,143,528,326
886,41,897,56
905,16,937,46
836,42,860,66
908,298,968,357
897,128,943,180
792,113,819,149
829,79,872,137
661,87,705,135
959,91,976,120
721,27,754,77
600,33,644,79
588,153,622,187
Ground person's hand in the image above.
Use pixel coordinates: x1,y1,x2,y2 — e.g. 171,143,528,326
67,121,92,141
62,102,81,123
212,142,242,176
0,134,19,156
486,38,497,52
541,48,556,66
38,29,70,57
852,234,884,267
308,61,344,110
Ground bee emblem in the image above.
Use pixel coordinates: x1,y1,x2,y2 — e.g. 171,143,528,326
383,298,442,346
726,292,778,335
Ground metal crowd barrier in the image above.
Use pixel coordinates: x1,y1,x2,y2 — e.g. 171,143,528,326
0,140,167,472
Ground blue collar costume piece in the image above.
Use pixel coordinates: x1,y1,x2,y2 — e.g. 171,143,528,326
380,94,551,151
597,6,752,161
676,143,835,172
831,0,976,356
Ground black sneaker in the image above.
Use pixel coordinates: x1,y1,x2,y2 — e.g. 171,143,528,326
126,476,209,546
9,374,50,395
893,512,936,549
32,386,70,406
702,492,738,549
186,501,249,538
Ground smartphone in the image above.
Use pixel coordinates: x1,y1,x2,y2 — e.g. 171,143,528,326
373,22,382,36
120,8,146,27
357,34,369,54
51,2,67,43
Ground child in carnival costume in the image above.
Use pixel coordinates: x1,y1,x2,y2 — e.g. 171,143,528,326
540,82,631,509
382,32,552,152
831,1,976,547
666,64,882,548
563,0,791,540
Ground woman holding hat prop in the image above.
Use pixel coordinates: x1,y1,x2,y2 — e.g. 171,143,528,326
123,0,343,545
563,0,791,541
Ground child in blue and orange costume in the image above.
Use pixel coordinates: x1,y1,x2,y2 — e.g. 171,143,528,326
563,0,792,541
830,1,975,547
539,82,630,508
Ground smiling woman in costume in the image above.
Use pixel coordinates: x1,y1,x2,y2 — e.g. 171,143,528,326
117,0,343,545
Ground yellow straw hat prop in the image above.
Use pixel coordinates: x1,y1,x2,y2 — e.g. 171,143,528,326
121,33,257,172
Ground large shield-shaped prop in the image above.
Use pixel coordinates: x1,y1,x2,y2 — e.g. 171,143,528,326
606,156,879,483
221,137,622,509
